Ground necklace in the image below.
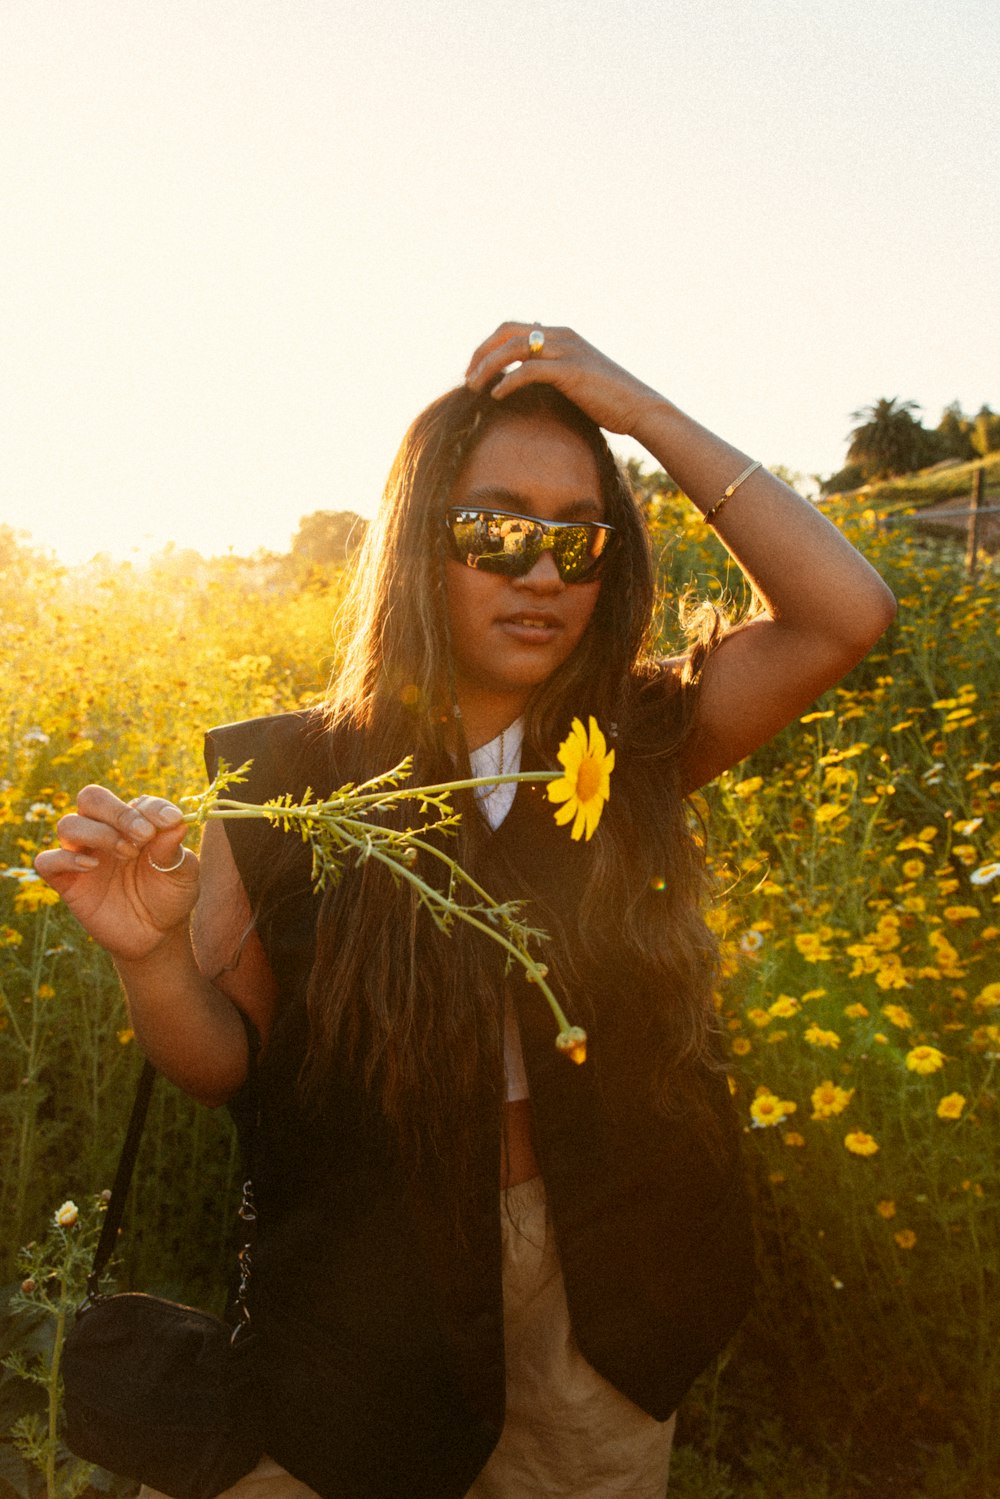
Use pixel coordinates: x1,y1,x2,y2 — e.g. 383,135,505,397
485,726,505,798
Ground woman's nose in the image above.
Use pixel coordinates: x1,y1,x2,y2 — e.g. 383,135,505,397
513,551,564,591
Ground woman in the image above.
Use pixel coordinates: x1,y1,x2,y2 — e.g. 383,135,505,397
37,324,896,1499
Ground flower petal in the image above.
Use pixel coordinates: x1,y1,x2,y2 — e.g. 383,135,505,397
546,776,575,805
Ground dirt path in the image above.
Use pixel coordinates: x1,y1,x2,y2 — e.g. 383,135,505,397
908,493,1000,555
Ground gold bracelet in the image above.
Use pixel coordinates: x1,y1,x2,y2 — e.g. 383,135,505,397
702,460,762,526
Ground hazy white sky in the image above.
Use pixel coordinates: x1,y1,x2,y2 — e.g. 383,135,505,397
3,0,998,564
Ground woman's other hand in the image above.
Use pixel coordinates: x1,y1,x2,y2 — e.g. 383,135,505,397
34,787,197,962
465,321,664,438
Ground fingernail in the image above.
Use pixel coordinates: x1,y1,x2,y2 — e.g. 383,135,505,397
130,815,155,838
74,854,100,870
152,804,183,826
116,839,139,859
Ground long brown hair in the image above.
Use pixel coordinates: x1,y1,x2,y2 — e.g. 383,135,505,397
302,381,730,1171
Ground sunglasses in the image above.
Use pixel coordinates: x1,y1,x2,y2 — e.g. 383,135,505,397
444,507,616,584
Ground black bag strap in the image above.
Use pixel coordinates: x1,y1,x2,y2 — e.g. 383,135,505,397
86,1059,158,1298
85,1018,261,1310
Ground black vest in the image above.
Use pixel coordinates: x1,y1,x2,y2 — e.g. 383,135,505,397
206,711,754,1499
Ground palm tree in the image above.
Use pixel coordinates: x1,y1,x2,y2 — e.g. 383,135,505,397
846,397,924,481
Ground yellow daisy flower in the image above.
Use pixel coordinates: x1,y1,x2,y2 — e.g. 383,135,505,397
905,1045,946,1075
936,1093,966,1120
547,716,614,842
881,1003,913,1030
810,1080,855,1119
844,1130,879,1156
750,1090,797,1128
804,1023,841,1050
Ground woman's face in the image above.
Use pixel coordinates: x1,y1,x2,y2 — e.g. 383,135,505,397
444,414,604,743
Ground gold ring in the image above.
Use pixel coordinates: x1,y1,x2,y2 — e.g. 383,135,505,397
527,327,545,357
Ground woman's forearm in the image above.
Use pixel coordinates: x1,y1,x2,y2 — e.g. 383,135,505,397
114,925,250,1107
631,396,897,652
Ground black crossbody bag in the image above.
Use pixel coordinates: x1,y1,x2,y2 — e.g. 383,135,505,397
61,1060,264,1499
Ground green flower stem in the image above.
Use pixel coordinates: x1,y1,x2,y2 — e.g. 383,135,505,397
182,770,558,823
48,1282,67,1499
179,764,583,1052
344,829,575,1039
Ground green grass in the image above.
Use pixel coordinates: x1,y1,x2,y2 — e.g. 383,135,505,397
832,452,1000,514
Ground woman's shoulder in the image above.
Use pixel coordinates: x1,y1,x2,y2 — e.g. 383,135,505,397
204,709,359,801
205,709,324,773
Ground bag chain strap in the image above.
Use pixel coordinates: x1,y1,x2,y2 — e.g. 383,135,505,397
81,1026,261,1329
231,1178,257,1344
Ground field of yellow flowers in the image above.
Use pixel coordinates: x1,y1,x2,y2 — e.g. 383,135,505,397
1,504,997,1497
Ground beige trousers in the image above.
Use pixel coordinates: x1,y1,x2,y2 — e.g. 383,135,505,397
141,1177,674,1499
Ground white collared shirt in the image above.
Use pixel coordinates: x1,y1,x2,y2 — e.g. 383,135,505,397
469,718,529,1101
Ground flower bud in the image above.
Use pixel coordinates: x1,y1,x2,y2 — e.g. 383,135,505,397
555,1026,587,1065
20,1278,36,1295
54,1200,79,1228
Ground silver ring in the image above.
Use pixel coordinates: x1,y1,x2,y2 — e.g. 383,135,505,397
147,846,187,874
527,326,545,357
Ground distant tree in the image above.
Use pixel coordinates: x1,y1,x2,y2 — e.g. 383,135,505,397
971,405,1000,458
291,510,366,566
769,464,806,496
0,524,23,570
820,462,866,496
0,524,47,573
846,397,927,481
935,402,977,463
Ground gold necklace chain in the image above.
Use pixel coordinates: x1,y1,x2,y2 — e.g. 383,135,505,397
485,726,505,797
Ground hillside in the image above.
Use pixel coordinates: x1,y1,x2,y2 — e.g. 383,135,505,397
827,452,1000,554
829,451,1000,511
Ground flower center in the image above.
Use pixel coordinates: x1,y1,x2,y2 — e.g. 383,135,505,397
575,755,602,804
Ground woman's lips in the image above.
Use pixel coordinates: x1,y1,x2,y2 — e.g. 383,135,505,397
497,611,562,643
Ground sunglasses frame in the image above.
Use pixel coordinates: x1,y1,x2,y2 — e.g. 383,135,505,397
443,506,616,585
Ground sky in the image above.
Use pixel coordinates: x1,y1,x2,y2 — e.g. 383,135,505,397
3,0,998,565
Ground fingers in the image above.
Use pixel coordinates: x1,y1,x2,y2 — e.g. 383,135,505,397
34,846,100,884
466,322,572,390
464,321,532,379
52,786,186,863
467,323,660,437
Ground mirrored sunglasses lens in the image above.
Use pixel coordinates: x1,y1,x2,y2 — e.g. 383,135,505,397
449,512,539,574
553,525,603,581
449,511,609,581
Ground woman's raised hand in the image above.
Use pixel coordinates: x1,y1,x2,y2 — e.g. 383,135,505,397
465,322,664,438
34,788,198,963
